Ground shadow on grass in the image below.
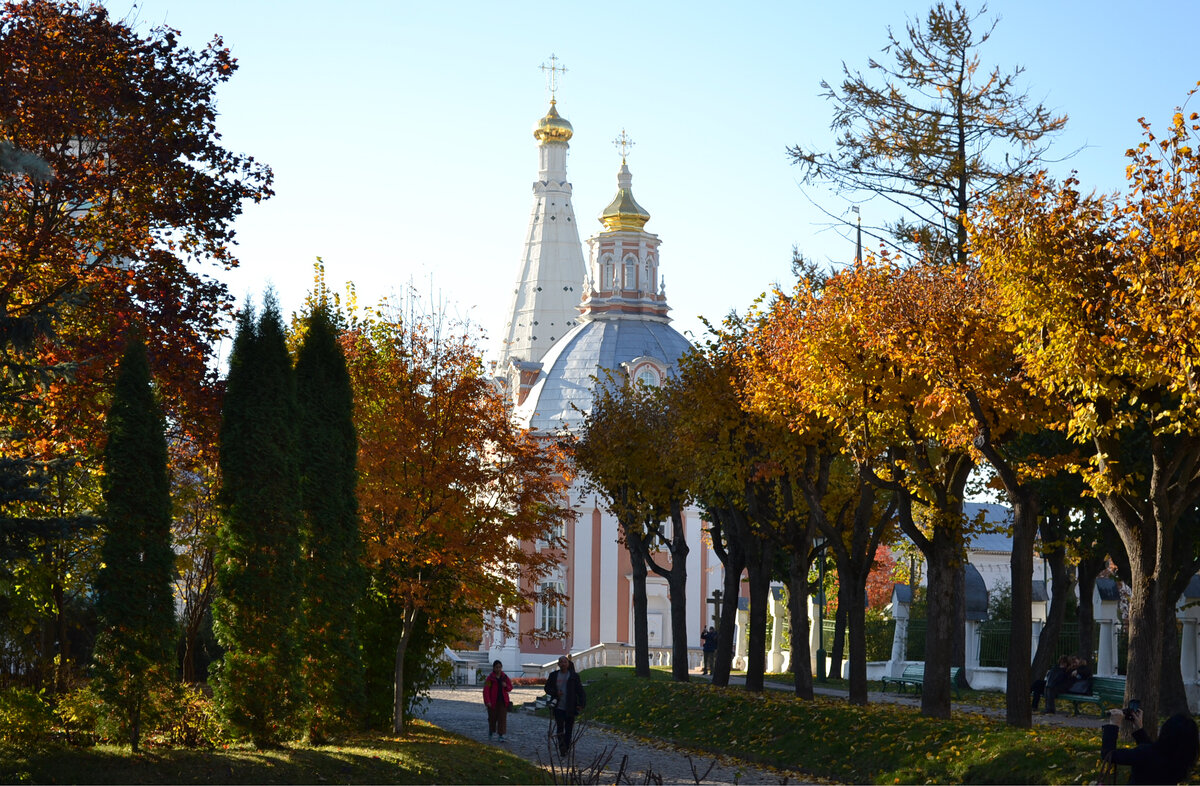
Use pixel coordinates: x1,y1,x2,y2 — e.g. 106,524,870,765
2,722,549,785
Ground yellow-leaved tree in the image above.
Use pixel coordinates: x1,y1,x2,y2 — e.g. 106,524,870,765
972,90,1200,728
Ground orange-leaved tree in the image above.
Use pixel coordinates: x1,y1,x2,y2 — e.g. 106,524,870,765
740,285,899,706
672,322,816,695
972,91,1200,727
747,259,977,718
344,292,572,734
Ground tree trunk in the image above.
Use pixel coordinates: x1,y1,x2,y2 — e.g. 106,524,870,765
626,528,652,679
1004,491,1038,727
711,514,745,688
1103,497,1166,734
829,598,846,683
919,524,960,719
392,606,419,735
1159,600,1186,719
646,503,690,682
1076,555,1104,661
744,542,773,692
1030,516,1070,687
843,579,869,705
787,548,814,700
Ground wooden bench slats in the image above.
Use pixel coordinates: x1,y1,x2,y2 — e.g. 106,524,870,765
880,664,962,698
1061,676,1127,716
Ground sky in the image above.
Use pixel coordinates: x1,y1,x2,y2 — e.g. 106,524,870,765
105,0,1200,363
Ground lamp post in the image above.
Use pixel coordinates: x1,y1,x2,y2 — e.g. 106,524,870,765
815,536,827,682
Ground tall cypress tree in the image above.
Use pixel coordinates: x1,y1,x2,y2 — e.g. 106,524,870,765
93,336,175,753
295,305,365,741
213,294,303,747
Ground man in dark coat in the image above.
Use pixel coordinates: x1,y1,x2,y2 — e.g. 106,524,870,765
700,626,717,675
544,655,586,756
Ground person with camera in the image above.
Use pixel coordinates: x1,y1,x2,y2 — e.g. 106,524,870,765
1101,702,1199,784
544,655,586,757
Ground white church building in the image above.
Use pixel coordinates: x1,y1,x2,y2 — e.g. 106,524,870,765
483,87,723,671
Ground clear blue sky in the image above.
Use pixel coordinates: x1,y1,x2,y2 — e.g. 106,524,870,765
110,0,1199,358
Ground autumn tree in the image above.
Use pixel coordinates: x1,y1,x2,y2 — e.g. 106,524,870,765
574,372,697,681
574,376,660,680
789,1,1065,266
0,0,271,432
748,261,976,718
295,303,365,741
973,100,1200,726
739,287,900,705
672,327,815,695
93,336,175,753
345,293,571,734
171,434,220,684
1,0,269,684
213,297,303,747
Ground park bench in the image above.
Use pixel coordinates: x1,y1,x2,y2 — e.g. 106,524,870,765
880,663,962,698
1061,675,1128,716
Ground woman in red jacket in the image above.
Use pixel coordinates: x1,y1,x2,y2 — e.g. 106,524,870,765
483,660,513,741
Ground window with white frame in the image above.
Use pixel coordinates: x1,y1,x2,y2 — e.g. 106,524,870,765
538,519,566,549
540,580,566,634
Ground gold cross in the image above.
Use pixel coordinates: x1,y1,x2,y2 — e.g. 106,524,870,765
613,129,634,162
540,54,567,101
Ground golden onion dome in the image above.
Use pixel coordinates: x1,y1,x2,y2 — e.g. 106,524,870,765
534,100,573,143
600,162,650,231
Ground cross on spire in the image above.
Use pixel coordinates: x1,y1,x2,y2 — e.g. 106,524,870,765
540,53,567,101
613,128,635,163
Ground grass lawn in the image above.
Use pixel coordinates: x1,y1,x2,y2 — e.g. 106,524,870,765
581,667,1111,785
0,720,549,785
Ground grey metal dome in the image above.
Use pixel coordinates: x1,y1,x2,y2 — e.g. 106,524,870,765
513,317,692,434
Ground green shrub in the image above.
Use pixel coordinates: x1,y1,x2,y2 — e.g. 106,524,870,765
0,687,53,748
147,684,227,748
53,684,104,746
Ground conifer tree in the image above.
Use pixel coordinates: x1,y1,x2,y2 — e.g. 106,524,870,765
213,295,303,747
295,304,365,741
93,336,175,753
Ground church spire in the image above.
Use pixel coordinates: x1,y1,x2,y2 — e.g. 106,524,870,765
581,136,670,324
495,56,588,378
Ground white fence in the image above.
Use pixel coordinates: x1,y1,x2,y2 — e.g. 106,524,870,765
523,642,704,678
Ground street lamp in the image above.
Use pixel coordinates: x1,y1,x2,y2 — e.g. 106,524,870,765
815,535,827,682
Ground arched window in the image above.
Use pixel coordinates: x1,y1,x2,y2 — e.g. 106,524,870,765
601,255,615,290
540,580,566,633
623,256,637,290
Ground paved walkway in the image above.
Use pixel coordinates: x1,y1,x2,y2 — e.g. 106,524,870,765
418,684,811,785
418,671,1103,784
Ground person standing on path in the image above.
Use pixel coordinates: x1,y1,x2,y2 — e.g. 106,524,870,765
544,655,586,756
483,660,513,741
700,626,717,675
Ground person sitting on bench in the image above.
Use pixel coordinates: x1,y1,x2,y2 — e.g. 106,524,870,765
1031,655,1069,711
1045,655,1092,714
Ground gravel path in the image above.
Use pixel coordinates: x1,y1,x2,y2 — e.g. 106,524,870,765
417,685,810,785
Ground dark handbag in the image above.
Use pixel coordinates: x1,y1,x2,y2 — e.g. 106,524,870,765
507,698,513,710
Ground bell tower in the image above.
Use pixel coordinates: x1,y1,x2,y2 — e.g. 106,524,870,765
495,55,588,386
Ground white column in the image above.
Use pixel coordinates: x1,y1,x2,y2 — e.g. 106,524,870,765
734,607,749,671
965,620,981,670
1097,620,1116,676
1181,620,1198,683
768,589,784,673
808,596,822,674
